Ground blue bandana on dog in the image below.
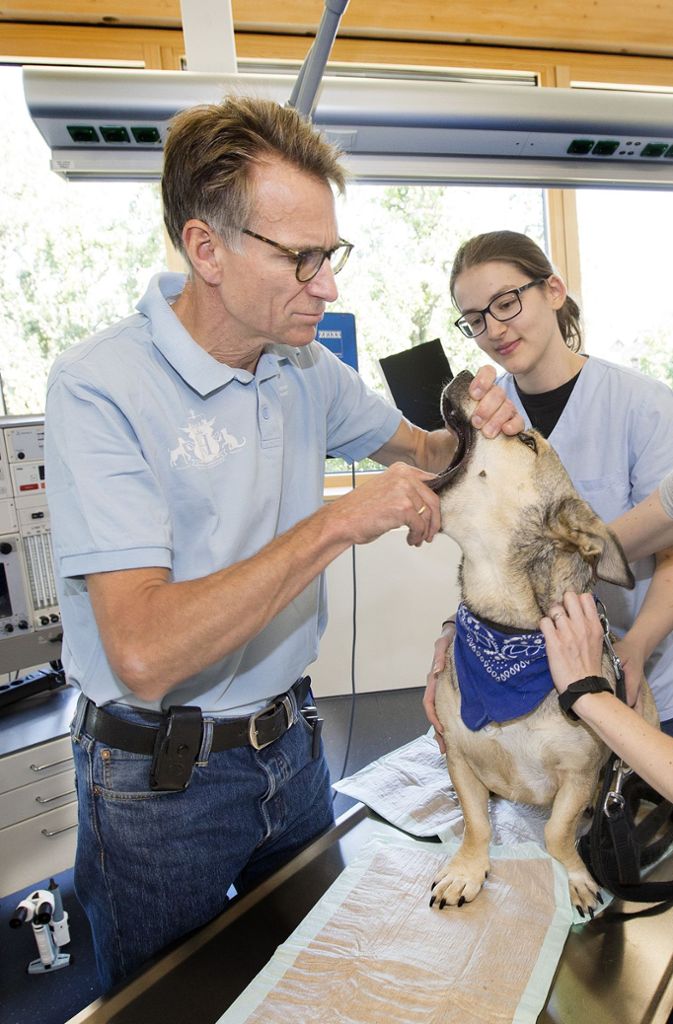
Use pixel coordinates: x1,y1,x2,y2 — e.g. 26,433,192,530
454,602,554,731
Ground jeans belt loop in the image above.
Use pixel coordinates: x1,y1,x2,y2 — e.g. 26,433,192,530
248,693,294,751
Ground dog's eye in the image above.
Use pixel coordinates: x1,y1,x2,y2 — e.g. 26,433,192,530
519,433,538,453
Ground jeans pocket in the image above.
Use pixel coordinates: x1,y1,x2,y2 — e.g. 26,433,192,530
96,745,178,801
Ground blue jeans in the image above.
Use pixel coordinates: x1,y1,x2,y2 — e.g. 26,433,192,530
70,692,334,992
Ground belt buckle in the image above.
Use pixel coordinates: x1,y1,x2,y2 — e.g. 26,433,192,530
248,693,293,751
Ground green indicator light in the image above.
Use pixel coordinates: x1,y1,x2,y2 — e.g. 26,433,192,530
665,145,673,159
131,127,161,144
592,140,620,156
67,125,99,143
567,139,594,155
641,143,669,158
100,126,131,144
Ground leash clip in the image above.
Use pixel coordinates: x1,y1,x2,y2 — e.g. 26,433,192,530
595,598,626,695
603,756,633,818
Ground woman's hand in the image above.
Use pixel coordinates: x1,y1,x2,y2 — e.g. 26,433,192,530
423,620,456,754
539,592,604,694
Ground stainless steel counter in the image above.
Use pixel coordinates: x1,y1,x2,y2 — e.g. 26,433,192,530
67,803,673,1024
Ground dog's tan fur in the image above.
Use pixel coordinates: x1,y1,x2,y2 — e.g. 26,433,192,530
431,371,659,914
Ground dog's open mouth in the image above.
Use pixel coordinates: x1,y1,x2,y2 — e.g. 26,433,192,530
427,391,474,494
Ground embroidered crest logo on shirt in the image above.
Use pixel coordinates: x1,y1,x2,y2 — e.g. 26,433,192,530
454,602,554,731
169,411,246,469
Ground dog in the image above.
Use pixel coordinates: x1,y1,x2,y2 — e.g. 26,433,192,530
428,370,659,915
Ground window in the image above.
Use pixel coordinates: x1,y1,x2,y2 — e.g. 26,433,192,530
576,189,673,386
0,64,164,414
1,63,548,437
332,183,547,394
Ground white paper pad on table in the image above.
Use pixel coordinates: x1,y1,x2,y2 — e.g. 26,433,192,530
332,732,550,846
217,830,573,1024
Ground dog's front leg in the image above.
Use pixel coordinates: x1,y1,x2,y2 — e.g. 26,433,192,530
545,776,602,916
431,756,491,908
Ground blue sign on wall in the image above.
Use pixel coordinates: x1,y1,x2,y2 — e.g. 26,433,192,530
316,312,358,372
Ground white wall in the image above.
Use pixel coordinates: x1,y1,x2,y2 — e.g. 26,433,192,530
310,527,462,697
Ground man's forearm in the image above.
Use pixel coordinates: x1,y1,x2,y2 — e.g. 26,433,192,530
370,419,457,473
91,503,354,701
90,461,443,701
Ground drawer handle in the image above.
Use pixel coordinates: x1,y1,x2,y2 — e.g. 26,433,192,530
29,756,73,773
41,822,78,838
36,788,76,805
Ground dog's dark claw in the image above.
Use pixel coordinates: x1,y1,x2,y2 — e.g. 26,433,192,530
575,905,586,919
431,881,437,891
439,898,446,910
429,895,436,908
457,896,465,907
588,907,595,920
595,891,604,905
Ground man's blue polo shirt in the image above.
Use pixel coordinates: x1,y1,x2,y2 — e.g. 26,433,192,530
46,273,402,713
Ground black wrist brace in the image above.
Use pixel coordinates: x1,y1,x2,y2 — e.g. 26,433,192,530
558,676,613,721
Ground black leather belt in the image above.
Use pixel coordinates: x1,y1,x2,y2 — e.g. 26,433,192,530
82,676,312,756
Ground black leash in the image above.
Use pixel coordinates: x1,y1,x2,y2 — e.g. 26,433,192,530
580,601,673,907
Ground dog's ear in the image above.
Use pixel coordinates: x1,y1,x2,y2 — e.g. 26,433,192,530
548,497,635,589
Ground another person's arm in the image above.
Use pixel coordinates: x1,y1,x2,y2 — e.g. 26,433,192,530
610,472,673,562
608,471,673,705
423,617,456,754
612,546,673,707
540,592,673,803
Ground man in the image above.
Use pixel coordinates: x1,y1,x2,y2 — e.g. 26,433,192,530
46,95,522,989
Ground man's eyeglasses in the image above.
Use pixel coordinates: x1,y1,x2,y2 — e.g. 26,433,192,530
240,228,354,283
454,278,548,339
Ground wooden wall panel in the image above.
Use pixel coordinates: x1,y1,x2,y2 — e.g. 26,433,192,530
0,23,180,66
5,24,673,90
4,1,673,59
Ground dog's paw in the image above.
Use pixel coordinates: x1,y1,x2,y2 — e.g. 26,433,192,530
429,857,489,909
568,867,604,919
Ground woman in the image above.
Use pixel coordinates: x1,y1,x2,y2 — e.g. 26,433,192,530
426,230,673,738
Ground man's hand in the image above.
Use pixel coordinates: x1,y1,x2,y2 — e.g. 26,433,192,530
469,365,524,438
329,461,442,548
423,620,456,754
539,592,604,694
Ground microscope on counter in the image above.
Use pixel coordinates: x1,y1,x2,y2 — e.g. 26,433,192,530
9,877,71,974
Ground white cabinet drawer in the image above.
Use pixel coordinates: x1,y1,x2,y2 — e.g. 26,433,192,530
0,734,73,795
0,768,76,828
0,800,78,898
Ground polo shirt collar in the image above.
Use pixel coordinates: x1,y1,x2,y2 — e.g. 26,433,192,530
136,273,285,396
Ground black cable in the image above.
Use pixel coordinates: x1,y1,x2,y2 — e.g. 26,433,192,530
334,461,358,788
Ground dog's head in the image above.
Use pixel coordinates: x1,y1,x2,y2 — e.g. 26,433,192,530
429,370,633,616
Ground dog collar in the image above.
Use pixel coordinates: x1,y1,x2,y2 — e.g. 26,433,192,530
454,602,555,731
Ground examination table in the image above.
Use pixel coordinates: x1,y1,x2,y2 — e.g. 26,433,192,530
66,803,673,1024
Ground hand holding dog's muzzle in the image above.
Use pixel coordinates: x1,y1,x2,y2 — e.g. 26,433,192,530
468,366,525,437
